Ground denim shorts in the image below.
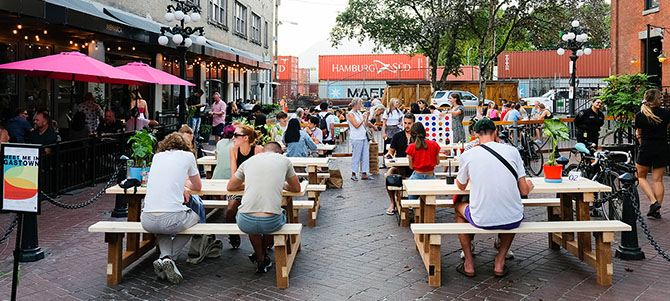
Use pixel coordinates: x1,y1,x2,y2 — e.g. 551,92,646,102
408,171,436,200
236,210,286,234
464,206,523,230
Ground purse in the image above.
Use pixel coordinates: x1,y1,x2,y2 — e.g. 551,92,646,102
386,174,403,187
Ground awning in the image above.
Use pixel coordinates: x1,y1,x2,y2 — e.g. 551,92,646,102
45,0,118,23
103,7,163,34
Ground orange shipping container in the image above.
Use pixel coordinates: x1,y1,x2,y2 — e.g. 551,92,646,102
497,49,611,79
319,54,428,81
276,56,299,81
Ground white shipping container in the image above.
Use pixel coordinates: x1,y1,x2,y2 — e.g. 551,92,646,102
318,80,388,100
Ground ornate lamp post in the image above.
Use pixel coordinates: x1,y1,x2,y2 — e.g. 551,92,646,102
157,0,207,124
557,20,592,117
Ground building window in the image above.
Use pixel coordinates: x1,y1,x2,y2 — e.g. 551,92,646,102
264,21,269,47
251,13,261,44
645,0,659,10
187,0,200,6
234,1,247,37
209,0,227,27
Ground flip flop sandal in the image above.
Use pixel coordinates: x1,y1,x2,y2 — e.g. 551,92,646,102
456,262,475,277
385,209,395,215
493,265,509,277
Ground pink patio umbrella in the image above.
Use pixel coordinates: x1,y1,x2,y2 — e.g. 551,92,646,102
116,62,195,86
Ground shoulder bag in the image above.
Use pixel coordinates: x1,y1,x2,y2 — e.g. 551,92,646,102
479,144,527,198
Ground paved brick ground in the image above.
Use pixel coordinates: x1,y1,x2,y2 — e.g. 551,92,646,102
0,158,669,300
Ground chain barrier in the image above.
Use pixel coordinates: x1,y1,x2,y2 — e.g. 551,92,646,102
0,214,19,245
39,163,122,210
628,188,670,261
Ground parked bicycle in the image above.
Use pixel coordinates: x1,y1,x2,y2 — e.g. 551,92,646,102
563,142,636,220
498,124,544,176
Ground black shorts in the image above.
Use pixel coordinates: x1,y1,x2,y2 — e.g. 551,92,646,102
636,142,670,168
212,123,224,136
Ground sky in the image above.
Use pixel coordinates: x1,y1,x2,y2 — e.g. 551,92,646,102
276,0,391,73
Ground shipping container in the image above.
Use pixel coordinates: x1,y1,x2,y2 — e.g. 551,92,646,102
319,54,428,81
298,68,310,95
309,83,319,95
275,56,299,81
318,80,388,100
277,79,299,100
433,66,481,82
497,49,611,79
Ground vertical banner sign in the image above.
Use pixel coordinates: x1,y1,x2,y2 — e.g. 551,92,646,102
2,145,40,213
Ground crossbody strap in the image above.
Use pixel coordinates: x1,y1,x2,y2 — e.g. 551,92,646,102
480,144,518,181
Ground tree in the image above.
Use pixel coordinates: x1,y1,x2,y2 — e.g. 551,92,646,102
330,0,467,91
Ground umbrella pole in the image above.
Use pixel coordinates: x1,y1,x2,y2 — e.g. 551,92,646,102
178,46,187,125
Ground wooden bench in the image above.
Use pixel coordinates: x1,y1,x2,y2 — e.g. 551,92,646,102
89,221,302,288
410,220,631,287
399,198,561,227
295,172,330,185
202,184,327,227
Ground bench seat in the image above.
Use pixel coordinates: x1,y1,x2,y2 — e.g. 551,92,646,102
295,172,330,179
89,221,302,288
410,220,630,287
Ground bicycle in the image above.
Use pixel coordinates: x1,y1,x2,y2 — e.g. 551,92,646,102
563,142,636,220
498,124,544,176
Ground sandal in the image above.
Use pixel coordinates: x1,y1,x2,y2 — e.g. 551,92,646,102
385,209,395,215
456,262,475,277
351,175,359,181
493,265,509,277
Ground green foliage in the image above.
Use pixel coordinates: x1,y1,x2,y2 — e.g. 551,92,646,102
543,118,570,165
200,123,212,135
259,123,280,146
93,84,110,110
127,130,157,167
262,104,282,118
187,106,198,119
599,73,651,130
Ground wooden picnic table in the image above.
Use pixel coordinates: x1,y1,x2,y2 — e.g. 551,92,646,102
386,157,459,168
104,179,308,283
404,177,612,282
197,156,331,179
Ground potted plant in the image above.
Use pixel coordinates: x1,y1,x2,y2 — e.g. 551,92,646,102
127,129,157,180
199,123,212,143
599,73,652,146
542,118,570,183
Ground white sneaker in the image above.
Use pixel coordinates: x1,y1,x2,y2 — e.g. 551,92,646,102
153,258,166,280
161,258,183,284
494,237,515,259
459,244,475,259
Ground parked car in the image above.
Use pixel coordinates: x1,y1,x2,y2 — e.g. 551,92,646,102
521,89,569,110
431,90,494,108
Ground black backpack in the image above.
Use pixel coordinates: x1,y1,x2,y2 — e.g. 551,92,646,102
318,113,331,138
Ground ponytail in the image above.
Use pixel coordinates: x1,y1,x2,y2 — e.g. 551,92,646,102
410,123,427,150
642,89,662,124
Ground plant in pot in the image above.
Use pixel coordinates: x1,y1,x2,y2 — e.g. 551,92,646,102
199,123,212,143
127,129,157,181
599,73,651,146
542,118,570,183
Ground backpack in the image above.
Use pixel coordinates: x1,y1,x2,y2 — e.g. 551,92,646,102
318,113,331,138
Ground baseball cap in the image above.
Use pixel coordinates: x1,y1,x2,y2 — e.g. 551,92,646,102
473,118,496,133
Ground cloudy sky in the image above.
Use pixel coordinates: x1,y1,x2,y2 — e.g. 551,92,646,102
276,0,391,71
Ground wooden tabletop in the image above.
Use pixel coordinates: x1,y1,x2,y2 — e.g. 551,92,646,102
197,156,331,168
386,157,459,168
439,143,465,150
404,177,612,196
106,179,307,197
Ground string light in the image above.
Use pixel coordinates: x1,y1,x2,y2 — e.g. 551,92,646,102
69,40,73,44
12,30,17,34
74,43,78,47
132,47,136,51
107,47,110,51
43,30,47,34
117,46,121,50
35,35,39,41
24,36,28,40
17,25,22,29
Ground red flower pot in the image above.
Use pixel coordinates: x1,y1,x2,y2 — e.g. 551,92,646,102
543,164,563,183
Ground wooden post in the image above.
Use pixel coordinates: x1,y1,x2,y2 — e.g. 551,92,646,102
428,234,442,287
307,166,319,227
576,193,593,259
273,234,289,288
126,195,142,252
547,206,561,250
594,232,614,286
559,193,575,247
105,233,124,286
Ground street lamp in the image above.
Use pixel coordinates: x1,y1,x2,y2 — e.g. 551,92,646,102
556,20,592,117
158,0,207,124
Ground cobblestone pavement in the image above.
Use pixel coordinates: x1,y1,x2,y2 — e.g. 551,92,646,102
0,158,669,300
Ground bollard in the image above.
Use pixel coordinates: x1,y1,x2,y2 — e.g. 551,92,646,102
615,172,645,260
18,212,45,262
111,155,128,218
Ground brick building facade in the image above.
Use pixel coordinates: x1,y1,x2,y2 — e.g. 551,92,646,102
611,0,669,89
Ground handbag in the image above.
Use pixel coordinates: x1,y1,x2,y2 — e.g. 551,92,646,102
480,144,528,198
365,127,374,142
386,174,403,187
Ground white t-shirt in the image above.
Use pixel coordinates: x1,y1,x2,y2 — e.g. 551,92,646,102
456,142,525,227
318,111,336,141
309,127,323,143
235,152,297,214
125,117,150,132
382,109,404,127
143,150,199,213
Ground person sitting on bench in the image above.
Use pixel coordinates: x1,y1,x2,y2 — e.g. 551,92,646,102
454,119,534,278
140,132,201,284
227,142,302,273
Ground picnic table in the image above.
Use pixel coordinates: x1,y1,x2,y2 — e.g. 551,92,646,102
404,177,619,285
386,157,459,168
102,179,307,286
197,156,331,179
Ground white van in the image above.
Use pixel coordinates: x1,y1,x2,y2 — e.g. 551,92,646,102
431,90,494,108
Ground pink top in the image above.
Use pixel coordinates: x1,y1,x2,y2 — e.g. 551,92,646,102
211,100,226,126
488,109,498,118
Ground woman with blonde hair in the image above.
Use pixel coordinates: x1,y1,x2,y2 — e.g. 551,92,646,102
141,132,201,284
226,122,264,247
381,98,404,168
130,90,148,120
347,98,371,181
635,88,670,219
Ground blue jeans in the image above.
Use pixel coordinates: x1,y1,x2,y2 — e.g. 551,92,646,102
188,117,201,139
408,171,436,200
351,139,369,175
185,194,206,223
236,210,286,235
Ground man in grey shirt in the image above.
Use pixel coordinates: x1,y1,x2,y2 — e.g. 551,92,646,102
227,142,302,273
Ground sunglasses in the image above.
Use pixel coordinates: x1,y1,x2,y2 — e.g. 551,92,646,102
233,133,246,138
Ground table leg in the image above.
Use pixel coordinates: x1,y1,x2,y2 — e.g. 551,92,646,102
284,196,296,246
307,166,319,227
558,193,575,250
576,193,593,260
204,165,212,179
126,195,142,252
105,233,124,286
547,206,561,250
422,196,436,254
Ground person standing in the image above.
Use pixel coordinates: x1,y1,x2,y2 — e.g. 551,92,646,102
5,108,32,142
347,98,371,181
75,92,103,134
187,88,205,139
574,98,605,147
383,113,415,214
454,119,533,277
417,99,431,114
487,103,500,121
130,90,149,120
226,142,302,273
209,92,226,143
140,132,201,284
382,98,405,168
635,89,670,219
441,93,466,143
318,102,336,145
